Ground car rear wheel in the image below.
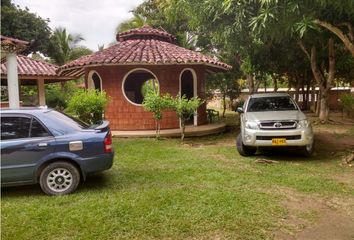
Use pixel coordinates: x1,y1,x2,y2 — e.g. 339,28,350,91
236,134,257,156
39,161,80,195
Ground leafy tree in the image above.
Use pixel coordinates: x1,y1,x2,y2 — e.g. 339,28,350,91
97,44,105,51
69,46,93,61
116,13,147,33
206,72,240,117
45,81,81,110
66,89,109,124
1,0,52,55
142,88,173,139
171,94,203,141
250,0,354,123
49,27,85,65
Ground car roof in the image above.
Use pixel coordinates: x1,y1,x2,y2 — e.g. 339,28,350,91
0,107,53,115
250,92,291,98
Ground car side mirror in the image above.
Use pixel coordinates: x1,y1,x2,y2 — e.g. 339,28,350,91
236,107,244,113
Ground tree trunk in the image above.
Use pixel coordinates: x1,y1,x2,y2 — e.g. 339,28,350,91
316,90,321,116
60,81,66,90
319,89,330,123
314,19,354,57
295,79,301,104
310,81,316,112
155,120,161,139
272,74,278,92
180,120,185,141
246,74,254,94
254,79,261,93
222,93,226,118
298,38,335,123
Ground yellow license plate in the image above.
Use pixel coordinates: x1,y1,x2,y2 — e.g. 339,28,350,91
272,138,287,145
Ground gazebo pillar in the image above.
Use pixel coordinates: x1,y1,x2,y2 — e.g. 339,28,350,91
6,53,20,108
37,77,46,106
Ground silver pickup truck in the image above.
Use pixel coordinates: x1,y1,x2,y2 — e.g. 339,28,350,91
236,93,314,157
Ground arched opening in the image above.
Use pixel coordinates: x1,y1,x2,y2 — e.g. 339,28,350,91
88,71,102,91
180,68,197,125
122,69,159,105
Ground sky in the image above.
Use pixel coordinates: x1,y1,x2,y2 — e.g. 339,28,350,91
13,0,144,50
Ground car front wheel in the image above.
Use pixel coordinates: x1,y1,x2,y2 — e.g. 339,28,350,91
236,134,257,156
39,161,80,195
301,140,315,157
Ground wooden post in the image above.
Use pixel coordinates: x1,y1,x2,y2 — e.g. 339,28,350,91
37,77,46,106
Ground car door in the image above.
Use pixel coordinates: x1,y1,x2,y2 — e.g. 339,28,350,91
1,114,56,184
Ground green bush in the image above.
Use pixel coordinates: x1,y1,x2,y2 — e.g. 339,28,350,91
46,84,67,110
171,94,203,141
340,93,354,117
66,89,109,124
46,82,81,110
142,89,173,139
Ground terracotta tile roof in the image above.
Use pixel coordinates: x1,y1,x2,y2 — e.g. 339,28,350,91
1,55,58,77
1,35,29,53
58,26,231,75
116,25,176,43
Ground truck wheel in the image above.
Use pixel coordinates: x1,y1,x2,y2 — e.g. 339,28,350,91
39,161,80,196
236,134,256,156
301,141,314,157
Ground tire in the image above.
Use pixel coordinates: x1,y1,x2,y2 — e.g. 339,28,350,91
236,134,256,156
301,140,315,157
39,161,80,196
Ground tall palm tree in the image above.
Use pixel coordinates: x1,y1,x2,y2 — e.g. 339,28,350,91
50,27,84,65
116,13,147,34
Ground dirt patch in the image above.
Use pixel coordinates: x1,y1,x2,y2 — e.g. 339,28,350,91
273,188,354,240
313,126,354,154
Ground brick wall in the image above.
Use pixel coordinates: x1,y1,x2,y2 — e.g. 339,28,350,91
85,65,208,130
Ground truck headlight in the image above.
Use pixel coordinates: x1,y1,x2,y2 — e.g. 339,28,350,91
297,120,310,129
245,121,259,130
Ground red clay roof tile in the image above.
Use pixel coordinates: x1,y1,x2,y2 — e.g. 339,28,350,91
1,55,58,77
58,26,231,75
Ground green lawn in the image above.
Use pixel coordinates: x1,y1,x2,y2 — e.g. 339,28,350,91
2,115,354,239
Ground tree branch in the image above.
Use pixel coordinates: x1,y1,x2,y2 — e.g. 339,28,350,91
310,46,325,90
314,19,354,57
337,22,354,41
298,40,311,60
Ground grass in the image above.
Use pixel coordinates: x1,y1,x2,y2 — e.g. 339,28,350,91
2,112,354,239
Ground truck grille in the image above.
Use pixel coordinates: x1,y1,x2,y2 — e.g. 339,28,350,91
256,135,301,140
259,120,297,130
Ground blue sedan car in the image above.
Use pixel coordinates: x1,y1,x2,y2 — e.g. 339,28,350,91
1,108,114,195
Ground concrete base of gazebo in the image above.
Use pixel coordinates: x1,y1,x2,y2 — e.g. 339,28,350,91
112,123,226,138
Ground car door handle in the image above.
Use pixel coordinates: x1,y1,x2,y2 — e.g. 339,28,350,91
38,143,48,147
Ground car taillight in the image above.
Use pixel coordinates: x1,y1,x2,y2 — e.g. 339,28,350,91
104,131,112,153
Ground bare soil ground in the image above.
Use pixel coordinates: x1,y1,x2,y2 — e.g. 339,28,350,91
274,188,354,240
274,113,354,240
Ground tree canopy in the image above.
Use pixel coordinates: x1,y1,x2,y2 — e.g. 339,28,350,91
1,0,52,55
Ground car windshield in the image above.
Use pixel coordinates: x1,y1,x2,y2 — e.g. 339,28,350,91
46,110,90,129
247,96,298,112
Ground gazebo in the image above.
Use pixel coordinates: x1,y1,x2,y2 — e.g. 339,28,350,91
1,35,29,108
1,55,74,107
58,26,231,131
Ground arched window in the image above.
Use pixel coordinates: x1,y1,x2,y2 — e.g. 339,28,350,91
122,68,159,105
88,71,102,91
180,68,198,125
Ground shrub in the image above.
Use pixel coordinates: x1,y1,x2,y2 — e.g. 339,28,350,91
142,89,173,139
171,94,203,141
66,89,109,124
340,94,354,117
46,82,81,110
46,84,67,110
